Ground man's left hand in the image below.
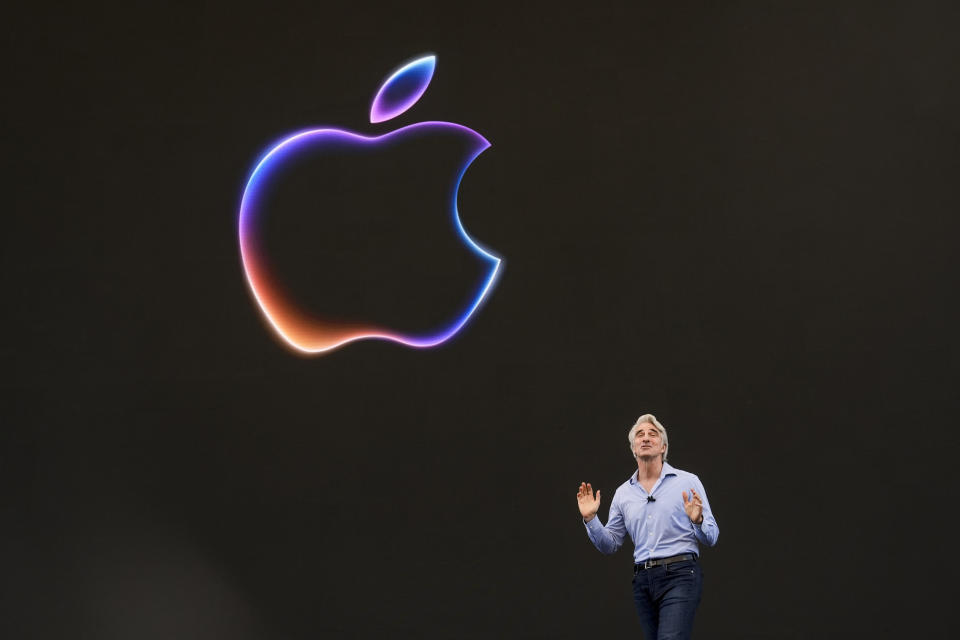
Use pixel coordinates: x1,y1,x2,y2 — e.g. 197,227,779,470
682,489,704,525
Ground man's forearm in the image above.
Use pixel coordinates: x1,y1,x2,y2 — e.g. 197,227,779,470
584,516,622,554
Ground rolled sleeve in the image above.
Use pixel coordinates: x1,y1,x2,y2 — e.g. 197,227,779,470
690,475,719,547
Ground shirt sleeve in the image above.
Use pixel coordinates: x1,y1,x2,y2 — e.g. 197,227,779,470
690,475,719,547
583,493,627,555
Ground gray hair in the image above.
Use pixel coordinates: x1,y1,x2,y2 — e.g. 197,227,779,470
627,414,669,461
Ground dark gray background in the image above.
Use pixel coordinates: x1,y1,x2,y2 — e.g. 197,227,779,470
3,2,957,638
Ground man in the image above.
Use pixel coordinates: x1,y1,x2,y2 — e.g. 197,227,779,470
577,414,719,639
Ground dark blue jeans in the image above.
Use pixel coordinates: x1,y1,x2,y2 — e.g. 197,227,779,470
631,558,703,640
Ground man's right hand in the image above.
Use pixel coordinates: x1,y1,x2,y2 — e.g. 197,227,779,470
577,482,601,522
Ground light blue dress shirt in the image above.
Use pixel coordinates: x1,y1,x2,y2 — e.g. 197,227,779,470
584,462,719,563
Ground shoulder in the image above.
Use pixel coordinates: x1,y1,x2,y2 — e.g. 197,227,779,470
665,464,704,485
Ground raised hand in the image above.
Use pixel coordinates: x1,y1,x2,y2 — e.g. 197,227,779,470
682,488,704,524
577,482,601,522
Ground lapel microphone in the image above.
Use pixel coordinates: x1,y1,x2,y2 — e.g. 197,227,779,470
647,495,656,502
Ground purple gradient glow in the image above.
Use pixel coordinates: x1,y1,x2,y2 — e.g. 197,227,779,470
370,55,436,123
238,122,501,354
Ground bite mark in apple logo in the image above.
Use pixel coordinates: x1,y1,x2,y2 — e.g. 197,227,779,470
238,55,502,355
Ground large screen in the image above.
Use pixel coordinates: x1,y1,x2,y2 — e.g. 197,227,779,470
3,3,954,638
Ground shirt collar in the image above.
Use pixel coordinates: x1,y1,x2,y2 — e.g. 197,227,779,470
629,461,678,484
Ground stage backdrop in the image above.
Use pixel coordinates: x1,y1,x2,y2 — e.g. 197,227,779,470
3,2,956,638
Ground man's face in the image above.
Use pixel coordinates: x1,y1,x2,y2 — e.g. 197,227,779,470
633,423,666,460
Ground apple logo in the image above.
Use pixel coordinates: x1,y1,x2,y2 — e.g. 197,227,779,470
238,55,502,354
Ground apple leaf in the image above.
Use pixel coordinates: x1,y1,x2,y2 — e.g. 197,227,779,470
370,55,436,123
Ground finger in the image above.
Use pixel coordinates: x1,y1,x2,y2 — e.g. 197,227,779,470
682,490,689,504
586,483,593,497
691,488,700,500
596,490,601,502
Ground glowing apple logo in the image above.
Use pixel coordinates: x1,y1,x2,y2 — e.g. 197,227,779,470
238,55,502,354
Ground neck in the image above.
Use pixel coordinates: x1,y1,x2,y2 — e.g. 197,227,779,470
636,456,663,481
